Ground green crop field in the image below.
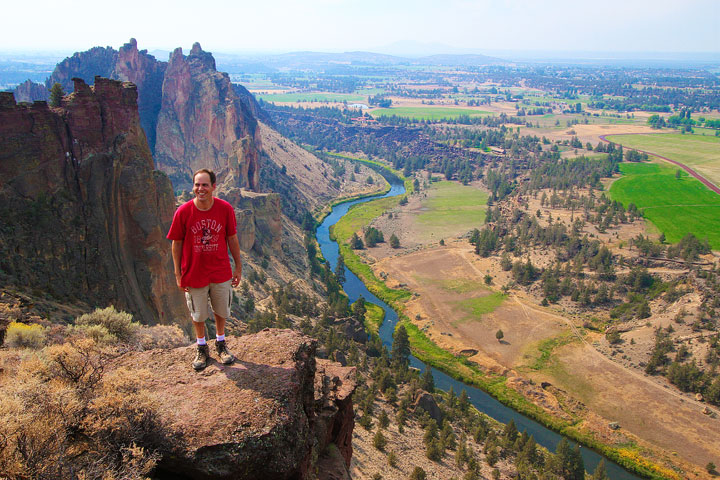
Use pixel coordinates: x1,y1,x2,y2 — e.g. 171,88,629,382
417,181,489,227
609,162,720,248
606,133,720,186
256,92,367,103
371,107,490,121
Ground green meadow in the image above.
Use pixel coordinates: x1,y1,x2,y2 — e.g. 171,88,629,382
455,292,507,326
609,162,720,248
418,181,489,228
371,107,490,121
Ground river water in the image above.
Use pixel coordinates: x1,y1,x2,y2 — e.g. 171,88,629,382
316,180,641,480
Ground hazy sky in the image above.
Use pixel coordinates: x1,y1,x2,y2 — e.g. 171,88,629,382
4,0,718,55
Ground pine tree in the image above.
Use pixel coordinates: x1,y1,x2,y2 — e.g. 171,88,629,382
389,233,400,248
49,83,64,107
420,365,434,392
592,459,610,480
334,255,346,284
391,324,410,367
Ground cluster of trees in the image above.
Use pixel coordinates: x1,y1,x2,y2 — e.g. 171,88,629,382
368,94,392,108
351,322,610,480
643,326,720,406
364,227,384,247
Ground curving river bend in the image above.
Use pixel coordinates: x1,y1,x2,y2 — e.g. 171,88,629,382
316,179,641,480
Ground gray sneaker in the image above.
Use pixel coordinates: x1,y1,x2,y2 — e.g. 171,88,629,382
215,340,235,365
192,344,210,371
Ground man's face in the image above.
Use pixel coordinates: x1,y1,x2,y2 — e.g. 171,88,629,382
193,172,216,201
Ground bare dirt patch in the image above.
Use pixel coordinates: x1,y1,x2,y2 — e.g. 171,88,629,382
374,244,720,472
539,339,720,469
552,123,657,146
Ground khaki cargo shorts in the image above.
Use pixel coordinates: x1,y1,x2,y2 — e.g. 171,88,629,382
184,279,233,323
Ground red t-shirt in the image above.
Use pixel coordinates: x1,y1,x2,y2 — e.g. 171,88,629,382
166,198,237,288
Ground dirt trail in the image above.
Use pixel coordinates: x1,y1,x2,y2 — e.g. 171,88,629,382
600,133,720,195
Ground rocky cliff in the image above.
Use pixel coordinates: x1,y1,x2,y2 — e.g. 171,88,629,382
111,38,167,154
12,79,49,103
154,42,260,191
23,40,263,194
113,329,355,480
0,77,185,325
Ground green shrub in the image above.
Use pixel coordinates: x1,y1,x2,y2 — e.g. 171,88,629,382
67,324,117,344
138,325,189,350
373,430,387,451
410,466,427,480
76,307,140,343
5,322,46,349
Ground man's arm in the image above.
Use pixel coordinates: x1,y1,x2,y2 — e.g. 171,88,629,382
171,240,185,290
227,234,242,287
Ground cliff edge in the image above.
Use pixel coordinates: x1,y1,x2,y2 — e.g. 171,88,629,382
113,329,356,480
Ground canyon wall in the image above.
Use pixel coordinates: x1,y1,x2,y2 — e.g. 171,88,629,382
0,78,185,325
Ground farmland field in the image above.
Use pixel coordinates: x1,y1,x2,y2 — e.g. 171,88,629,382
257,92,367,103
417,181,488,228
605,133,720,186
371,106,490,120
609,162,720,248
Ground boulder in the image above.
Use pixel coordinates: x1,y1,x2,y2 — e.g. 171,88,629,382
413,390,443,424
111,329,355,480
331,317,367,344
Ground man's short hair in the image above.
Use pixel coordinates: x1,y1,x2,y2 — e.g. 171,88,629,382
193,168,216,186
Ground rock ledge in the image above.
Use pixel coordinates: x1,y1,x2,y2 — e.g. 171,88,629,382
111,329,355,479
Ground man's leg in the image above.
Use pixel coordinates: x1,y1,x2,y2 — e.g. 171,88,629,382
193,319,207,341
209,280,235,364
214,313,225,337
186,285,211,370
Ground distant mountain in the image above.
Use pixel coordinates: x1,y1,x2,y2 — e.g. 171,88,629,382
416,54,504,66
210,50,504,73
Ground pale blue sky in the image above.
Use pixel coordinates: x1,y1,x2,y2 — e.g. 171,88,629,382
4,0,718,55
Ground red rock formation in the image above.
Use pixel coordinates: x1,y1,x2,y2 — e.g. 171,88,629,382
154,43,260,191
0,78,185,325
112,329,356,479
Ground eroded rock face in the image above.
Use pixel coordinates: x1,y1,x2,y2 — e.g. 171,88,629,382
12,79,48,103
0,78,185,325
113,330,356,480
111,38,167,153
219,189,282,253
154,43,260,191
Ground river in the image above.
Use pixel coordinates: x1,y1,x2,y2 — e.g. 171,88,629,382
316,179,641,480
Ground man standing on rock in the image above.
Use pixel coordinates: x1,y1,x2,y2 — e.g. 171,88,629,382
167,168,242,370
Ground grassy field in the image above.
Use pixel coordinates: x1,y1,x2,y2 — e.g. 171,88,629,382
371,107,490,120
257,92,367,103
455,292,507,325
606,133,720,186
609,162,720,248
418,181,489,228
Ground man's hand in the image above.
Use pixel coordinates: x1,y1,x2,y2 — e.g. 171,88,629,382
231,267,242,288
175,272,188,292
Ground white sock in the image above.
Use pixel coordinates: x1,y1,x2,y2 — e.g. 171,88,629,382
197,337,207,346
216,334,225,342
